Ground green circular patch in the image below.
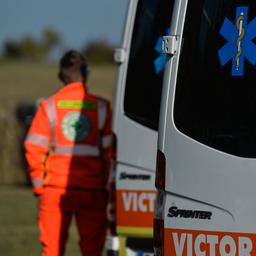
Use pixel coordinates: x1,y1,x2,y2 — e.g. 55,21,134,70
61,112,90,141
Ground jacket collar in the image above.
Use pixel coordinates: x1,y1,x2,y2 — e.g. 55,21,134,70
61,82,87,92
64,81,85,88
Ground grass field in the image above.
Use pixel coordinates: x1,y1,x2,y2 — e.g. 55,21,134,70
0,60,117,255
0,60,116,105
0,186,81,255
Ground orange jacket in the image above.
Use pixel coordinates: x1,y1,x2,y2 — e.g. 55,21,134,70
24,82,112,195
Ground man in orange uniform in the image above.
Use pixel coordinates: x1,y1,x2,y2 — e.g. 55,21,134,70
24,50,112,256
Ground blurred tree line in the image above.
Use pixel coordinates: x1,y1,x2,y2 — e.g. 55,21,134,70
2,26,115,64
3,28,61,60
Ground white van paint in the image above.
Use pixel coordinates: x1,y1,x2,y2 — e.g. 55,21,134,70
106,0,174,255
155,0,256,255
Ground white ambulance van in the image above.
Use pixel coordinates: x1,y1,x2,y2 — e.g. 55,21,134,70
154,0,256,255
106,0,174,255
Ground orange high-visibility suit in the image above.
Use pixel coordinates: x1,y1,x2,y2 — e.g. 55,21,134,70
24,82,112,256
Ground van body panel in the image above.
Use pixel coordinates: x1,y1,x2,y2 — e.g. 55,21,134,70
164,129,256,220
156,0,256,254
112,0,158,237
158,0,187,151
163,194,253,256
113,0,159,171
116,164,156,235
164,194,233,231
115,116,158,171
109,0,175,254
113,0,174,229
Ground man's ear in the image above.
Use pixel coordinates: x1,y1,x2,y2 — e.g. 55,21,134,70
80,64,88,80
58,72,63,82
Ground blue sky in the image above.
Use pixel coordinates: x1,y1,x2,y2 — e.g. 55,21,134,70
0,0,128,54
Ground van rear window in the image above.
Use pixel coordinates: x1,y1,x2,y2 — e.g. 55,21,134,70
174,0,256,157
124,0,174,130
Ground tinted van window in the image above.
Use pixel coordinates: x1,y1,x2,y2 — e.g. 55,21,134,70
124,0,174,130
174,0,256,157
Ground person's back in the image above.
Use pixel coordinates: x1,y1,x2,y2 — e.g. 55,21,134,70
34,82,111,189
24,50,112,256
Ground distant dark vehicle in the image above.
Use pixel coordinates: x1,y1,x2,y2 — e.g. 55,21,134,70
15,102,37,186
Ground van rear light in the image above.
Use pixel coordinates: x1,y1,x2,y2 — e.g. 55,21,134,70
154,190,166,256
155,150,166,190
111,132,117,161
108,178,117,235
107,132,117,235
153,218,164,256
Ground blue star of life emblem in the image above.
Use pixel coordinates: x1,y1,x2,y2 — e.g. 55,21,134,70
154,29,170,74
218,6,256,76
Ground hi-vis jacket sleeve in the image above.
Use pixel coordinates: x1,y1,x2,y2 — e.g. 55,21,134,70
24,101,51,195
100,101,113,184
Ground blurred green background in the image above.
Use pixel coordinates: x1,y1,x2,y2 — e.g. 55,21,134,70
0,60,117,255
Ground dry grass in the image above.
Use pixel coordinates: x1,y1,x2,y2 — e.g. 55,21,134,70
0,185,84,255
0,61,116,104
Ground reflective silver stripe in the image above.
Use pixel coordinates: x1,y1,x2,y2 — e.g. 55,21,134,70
54,145,100,156
98,99,107,130
26,133,49,148
102,135,112,148
45,97,57,144
32,177,44,188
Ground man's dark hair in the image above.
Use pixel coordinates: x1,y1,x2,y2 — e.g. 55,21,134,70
59,50,88,84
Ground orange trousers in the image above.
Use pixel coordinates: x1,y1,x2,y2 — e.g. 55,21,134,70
38,187,108,256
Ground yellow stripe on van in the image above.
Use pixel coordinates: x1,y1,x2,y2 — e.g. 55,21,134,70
118,236,127,256
117,226,153,237
57,101,96,110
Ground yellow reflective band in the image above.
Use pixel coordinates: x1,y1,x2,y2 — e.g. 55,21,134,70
57,101,96,110
117,226,153,238
118,236,127,256
53,145,100,156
